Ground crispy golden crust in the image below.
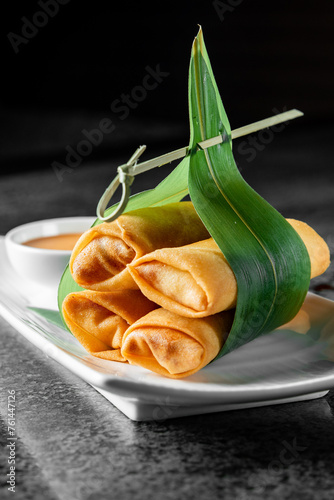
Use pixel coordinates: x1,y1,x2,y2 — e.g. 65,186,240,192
128,219,330,318
70,202,210,291
62,289,157,361
121,308,234,378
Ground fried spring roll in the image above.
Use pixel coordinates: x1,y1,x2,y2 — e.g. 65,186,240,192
62,290,157,361
277,308,311,334
70,202,210,291
128,219,330,318
121,308,234,379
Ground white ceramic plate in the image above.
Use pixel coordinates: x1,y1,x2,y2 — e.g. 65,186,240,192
0,234,334,421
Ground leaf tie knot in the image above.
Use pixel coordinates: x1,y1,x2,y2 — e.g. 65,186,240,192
117,166,135,186
96,145,146,222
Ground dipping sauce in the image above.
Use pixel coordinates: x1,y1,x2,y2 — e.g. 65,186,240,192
23,233,82,251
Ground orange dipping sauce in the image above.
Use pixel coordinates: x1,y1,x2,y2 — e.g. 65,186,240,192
23,233,82,251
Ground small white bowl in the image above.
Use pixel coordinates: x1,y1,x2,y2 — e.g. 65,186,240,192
5,217,95,288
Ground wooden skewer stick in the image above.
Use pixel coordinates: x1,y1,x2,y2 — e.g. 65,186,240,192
96,109,303,221
127,109,303,177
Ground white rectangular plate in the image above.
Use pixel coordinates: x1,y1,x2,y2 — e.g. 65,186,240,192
0,235,334,421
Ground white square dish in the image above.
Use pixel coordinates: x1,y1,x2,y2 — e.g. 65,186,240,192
0,233,333,421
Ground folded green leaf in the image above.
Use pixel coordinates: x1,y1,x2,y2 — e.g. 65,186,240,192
188,27,311,356
28,307,67,331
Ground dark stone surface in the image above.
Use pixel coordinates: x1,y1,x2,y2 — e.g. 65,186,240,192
1,321,334,500
0,119,334,499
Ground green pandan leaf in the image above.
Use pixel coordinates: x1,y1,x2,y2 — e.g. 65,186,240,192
188,27,311,356
28,307,67,331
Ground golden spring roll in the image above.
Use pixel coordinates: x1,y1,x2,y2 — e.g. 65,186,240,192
121,308,234,379
277,308,311,334
128,219,330,318
277,295,334,359
70,202,210,291
62,290,157,361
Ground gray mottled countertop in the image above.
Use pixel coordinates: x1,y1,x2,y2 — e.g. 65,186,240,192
1,121,334,499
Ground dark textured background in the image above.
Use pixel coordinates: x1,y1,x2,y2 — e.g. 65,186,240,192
2,0,334,173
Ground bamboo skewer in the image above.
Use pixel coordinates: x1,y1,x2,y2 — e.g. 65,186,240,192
96,109,303,222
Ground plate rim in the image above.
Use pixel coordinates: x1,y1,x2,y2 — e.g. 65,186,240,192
1,233,334,407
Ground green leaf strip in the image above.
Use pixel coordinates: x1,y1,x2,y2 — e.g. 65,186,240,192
188,27,311,357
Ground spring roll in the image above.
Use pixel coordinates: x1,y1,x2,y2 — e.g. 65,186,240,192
277,308,311,334
70,202,210,291
62,290,157,361
128,218,330,318
121,308,234,379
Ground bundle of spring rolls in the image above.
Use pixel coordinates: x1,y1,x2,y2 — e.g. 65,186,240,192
62,202,331,378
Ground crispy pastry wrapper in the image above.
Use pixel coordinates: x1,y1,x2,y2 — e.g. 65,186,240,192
69,202,209,291
294,294,334,360
121,308,235,379
62,290,157,361
277,308,311,334
277,295,334,363
128,218,330,318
